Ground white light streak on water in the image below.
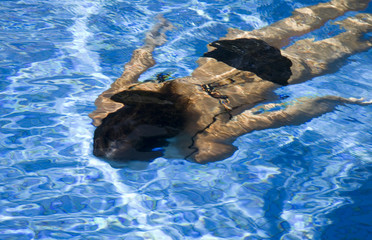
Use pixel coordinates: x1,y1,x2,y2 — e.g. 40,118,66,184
238,14,268,28
59,0,141,201
58,1,176,236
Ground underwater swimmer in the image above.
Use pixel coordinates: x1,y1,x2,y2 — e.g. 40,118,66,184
90,0,372,164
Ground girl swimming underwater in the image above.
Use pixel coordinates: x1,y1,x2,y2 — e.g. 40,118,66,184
90,0,372,163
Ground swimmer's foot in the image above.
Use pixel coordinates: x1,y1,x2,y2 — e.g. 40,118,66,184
331,0,370,11
335,13,372,32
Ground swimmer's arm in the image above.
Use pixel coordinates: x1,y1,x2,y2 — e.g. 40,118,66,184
191,96,370,163
112,15,174,89
242,96,370,129
89,16,173,126
229,96,370,134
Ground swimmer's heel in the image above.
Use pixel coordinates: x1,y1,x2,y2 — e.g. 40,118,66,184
330,0,370,12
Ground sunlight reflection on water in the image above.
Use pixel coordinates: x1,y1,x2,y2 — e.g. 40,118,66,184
0,0,371,239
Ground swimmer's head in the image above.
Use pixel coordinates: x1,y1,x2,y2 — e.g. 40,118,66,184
93,88,184,162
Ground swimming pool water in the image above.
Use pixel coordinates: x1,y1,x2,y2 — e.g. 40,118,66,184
0,0,371,239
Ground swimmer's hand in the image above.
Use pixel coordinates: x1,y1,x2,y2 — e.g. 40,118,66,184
145,15,174,49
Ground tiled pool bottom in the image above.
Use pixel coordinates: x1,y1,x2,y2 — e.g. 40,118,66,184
0,0,371,239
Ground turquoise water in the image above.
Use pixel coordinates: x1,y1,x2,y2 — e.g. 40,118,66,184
1,0,371,239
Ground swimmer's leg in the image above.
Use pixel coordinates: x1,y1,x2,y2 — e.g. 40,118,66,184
283,13,372,84
225,0,370,48
193,0,370,82
190,96,371,163
89,16,173,126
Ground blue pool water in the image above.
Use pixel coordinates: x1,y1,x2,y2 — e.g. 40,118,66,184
1,0,371,239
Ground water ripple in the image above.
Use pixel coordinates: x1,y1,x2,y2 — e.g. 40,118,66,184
0,0,371,239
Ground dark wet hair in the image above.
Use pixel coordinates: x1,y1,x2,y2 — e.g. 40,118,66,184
93,90,184,161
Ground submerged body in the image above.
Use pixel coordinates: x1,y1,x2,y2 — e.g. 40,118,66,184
90,0,372,164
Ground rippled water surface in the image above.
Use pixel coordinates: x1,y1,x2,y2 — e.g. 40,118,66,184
1,0,372,239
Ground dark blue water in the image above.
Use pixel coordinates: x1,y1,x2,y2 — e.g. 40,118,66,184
0,0,371,239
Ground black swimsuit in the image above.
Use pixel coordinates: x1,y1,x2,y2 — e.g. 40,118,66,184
203,38,292,85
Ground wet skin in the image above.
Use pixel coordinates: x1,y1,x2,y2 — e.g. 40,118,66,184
90,0,372,164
